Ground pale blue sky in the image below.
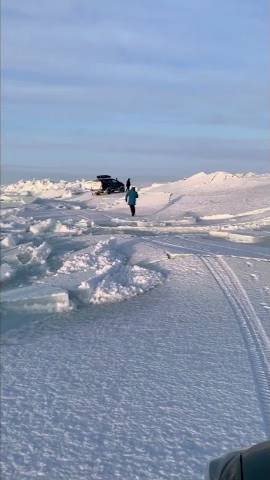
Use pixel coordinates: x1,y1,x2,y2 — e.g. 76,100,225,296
2,0,270,183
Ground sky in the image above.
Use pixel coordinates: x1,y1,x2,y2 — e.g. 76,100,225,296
1,0,270,183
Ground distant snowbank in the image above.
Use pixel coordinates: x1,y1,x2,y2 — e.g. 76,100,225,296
136,171,270,218
2,172,270,204
141,171,270,194
1,178,99,200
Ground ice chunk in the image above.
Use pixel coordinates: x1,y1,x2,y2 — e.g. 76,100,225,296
208,230,269,244
29,218,56,235
53,222,72,234
29,218,84,236
16,242,52,265
1,285,70,312
53,221,84,235
0,263,15,282
0,234,16,248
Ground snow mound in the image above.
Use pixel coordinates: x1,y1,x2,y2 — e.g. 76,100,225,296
142,171,270,194
1,285,70,312
77,263,163,305
54,239,164,305
58,239,120,275
184,170,267,186
184,171,256,185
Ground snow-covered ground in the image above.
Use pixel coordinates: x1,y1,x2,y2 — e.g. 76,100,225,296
1,171,270,479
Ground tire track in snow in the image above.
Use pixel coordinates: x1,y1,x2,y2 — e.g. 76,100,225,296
201,255,270,436
146,237,270,435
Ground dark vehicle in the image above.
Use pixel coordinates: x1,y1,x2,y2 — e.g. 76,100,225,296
97,175,111,180
96,175,125,194
207,441,270,480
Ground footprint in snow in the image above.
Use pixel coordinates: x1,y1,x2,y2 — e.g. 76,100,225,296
246,261,253,267
250,273,259,281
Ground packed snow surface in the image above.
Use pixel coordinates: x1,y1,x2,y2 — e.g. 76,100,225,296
1,171,270,479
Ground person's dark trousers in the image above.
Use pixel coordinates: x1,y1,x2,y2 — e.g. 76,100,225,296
129,205,135,216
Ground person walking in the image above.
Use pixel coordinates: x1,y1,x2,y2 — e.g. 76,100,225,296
126,178,131,191
125,186,138,216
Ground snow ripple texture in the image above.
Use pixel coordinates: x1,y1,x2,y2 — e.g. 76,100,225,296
1,256,266,480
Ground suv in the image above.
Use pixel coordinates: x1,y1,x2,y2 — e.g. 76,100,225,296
96,175,125,194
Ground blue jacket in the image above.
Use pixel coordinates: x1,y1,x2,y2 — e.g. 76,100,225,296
125,189,138,205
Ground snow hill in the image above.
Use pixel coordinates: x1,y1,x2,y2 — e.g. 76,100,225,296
1,171,270,480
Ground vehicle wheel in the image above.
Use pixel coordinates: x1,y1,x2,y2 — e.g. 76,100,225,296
120,186,125,192
106,189,111,194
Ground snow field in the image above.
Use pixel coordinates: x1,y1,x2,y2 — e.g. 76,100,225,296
1,171,270,479
1,254,267,480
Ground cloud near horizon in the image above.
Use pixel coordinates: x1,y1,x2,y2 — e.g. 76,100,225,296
2,0,270,182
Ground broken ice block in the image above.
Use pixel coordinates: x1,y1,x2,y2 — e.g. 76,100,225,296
1,284,70,312
0,263,15,282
